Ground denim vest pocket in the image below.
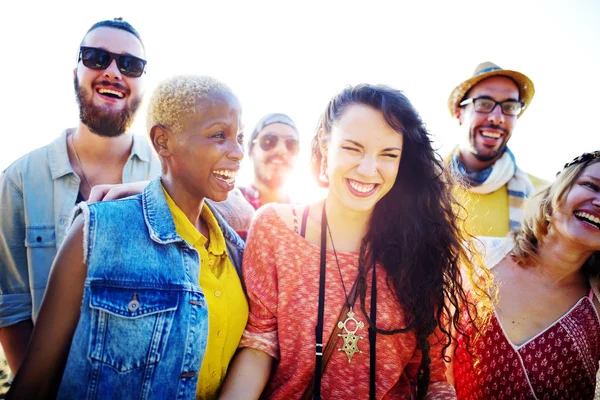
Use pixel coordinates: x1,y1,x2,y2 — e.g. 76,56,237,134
25,226,56,247
88,285,180,372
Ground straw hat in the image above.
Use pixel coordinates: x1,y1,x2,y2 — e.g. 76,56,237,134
447,61,535,117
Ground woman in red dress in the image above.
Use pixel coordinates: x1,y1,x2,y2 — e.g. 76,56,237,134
452,151,600,399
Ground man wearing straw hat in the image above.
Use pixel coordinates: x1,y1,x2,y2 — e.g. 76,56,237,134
447,61,547,237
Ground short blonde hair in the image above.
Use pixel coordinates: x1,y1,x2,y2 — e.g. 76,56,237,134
146,75,233,135
512,158,600,273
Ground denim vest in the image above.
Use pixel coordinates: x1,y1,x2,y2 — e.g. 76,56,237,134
58,177,245,399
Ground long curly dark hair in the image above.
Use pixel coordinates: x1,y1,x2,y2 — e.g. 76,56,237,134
311,84,488,398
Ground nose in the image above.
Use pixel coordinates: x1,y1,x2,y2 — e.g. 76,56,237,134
356,155,378,177
228,137,244,162
104,58,123,80
487,104,505,125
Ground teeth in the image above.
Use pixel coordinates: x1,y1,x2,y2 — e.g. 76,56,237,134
213,170,237,184
480,130,501,139
98,88,124,98
575,211,600,228
349,180,376,193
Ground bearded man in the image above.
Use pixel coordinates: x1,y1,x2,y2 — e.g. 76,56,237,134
448,62,548,237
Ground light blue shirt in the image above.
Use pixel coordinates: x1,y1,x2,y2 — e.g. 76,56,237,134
0,129,161,327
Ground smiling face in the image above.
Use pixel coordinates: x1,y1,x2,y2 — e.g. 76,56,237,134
458,76,519,168
551,161,600,252
75,27,146,137
166,91,244,203
250,123,299,189
322,104,403,214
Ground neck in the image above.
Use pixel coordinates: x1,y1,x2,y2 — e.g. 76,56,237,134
252,179,288,204
530,233,593,288
323,196,371,253
458,148,497,172
73,123,133,162
161,176,205,232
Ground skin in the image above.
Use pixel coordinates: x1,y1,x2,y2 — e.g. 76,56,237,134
0,26,146,377
250,123,299,204
490,162,600,346
7,91,243,398
219,104,403,399
456,76,520,172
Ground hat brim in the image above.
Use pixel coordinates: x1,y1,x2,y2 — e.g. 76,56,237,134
447,69,535,118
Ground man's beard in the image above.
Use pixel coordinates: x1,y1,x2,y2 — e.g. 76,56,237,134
74,76,141,137
254,156,292,190
469,125,509,162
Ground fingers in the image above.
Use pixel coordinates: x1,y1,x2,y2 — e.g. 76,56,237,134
87,184,116,204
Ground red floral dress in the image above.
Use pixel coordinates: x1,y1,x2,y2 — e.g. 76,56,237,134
453,238,600,399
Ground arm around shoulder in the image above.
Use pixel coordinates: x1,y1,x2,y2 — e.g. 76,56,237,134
7,215,88,399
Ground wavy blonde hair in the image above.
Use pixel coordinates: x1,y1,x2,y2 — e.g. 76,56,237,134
512,157,600,274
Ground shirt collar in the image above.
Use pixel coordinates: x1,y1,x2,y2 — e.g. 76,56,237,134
162,186,227,255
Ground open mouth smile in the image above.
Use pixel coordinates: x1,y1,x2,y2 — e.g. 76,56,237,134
574,211,600,230
346,179,379,197
212,169,238,185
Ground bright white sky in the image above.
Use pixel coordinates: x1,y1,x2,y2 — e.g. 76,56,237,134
1,0,598,202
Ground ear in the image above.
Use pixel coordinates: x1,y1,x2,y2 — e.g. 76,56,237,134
150,125,174,158
454,107,464,126
317,128,328,155
73,68,77,78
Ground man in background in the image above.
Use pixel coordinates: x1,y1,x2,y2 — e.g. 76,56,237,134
447,62,548,237
239,113,300,210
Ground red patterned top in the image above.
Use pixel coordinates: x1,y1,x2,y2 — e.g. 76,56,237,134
239,205,456,399
453,239,600,400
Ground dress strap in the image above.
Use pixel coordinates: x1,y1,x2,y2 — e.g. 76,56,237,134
300,206,309,238
292,206,300,235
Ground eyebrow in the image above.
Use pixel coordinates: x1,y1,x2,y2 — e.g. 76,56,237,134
477,95,520,102
344,139,402,152
581,174,600,183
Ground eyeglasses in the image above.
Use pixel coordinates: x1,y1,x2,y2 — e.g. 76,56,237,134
254,134,299,154
460,96,524,116
78,46,147,78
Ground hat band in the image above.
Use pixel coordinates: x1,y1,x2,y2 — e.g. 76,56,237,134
475,66,502,76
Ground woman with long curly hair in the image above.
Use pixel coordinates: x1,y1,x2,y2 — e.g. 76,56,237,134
452,151,600,399
220,84,485,399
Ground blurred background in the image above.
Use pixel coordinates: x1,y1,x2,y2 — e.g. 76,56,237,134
0,0,598,203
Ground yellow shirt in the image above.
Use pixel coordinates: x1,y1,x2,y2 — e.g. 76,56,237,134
162,187,248,400
452,174,548,237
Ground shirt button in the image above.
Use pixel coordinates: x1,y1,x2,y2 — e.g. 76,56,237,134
212,371,218,378
209,259,214,266
217,330,224,337
214,290,221,297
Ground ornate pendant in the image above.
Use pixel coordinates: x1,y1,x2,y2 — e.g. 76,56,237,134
337,307,364,363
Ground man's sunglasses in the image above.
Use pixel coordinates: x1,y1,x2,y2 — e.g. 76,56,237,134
78,46,147,78
254,134,299,154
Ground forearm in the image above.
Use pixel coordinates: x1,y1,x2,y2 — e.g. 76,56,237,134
0,319,33,374
219,347,273,399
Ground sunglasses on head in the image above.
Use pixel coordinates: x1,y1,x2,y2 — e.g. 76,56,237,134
254,134,299,154
79,46,147,78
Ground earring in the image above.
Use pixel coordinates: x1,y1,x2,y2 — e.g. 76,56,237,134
319,156,329,183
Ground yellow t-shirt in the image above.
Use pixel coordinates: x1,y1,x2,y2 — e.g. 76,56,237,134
162,187,248,400
452,174,548,237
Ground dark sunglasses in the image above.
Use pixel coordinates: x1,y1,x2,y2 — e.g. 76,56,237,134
254,134,299,154
79,46,147,78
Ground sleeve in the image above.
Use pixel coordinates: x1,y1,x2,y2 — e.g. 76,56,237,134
0,171,33,327
404,329,456,399
238,206,280,359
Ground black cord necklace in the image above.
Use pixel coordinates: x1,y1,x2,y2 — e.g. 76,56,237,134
313,201,378,399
